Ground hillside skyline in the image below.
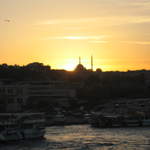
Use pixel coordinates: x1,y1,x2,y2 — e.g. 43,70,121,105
0,61,149,72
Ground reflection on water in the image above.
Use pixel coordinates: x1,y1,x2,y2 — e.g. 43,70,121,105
1,125,150,150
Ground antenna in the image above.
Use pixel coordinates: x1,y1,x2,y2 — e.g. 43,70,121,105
91,55,93,71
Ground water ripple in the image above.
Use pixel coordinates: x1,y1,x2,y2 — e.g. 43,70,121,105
1,125,150,150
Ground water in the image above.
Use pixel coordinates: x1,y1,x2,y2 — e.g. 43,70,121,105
1,125,150,150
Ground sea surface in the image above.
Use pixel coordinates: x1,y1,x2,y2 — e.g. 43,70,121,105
1,125,150,150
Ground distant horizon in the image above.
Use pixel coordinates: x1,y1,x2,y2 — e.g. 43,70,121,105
0,61,150,72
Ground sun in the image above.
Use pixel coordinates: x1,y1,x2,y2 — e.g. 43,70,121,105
63,59,77,71
64,63,76,71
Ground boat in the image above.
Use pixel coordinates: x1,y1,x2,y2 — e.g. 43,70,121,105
101,115,124,127
0,113,46,141
142,119,150,126
89,112,147,128
89,112,101,127
122,116,142,127
94,115,124,128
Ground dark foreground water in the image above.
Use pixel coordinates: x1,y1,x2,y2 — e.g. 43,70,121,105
1,125,150,150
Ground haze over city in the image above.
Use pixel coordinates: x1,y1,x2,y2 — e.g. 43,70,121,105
1,0,150,71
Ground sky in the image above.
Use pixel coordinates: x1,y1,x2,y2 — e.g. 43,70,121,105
0,0,150,71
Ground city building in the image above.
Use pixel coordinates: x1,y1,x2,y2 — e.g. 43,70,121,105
0,80,76,112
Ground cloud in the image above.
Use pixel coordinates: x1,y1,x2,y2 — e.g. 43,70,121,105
43,35,107,41
121,41,150,45
37,17,99,25
128,0,150,6
89,40,108,44
37,15,150,28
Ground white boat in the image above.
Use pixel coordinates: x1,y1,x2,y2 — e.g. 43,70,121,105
0,113,46,141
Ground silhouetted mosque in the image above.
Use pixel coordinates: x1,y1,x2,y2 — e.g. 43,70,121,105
75,56,94,72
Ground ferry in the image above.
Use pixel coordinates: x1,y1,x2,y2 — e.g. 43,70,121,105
0,113,46,141
90,114,124,128
89,112,150,128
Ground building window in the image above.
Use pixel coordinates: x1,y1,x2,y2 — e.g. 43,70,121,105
17,98,23,103
17,88,23,94
7,98,14,103
7,88,14,94
0,88,5,94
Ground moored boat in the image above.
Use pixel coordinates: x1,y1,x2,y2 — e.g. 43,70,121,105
89,112,150,128
142,119,150,126
0,113,46,141
122,116,142,127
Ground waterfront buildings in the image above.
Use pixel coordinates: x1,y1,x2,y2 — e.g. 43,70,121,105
0,80,76,112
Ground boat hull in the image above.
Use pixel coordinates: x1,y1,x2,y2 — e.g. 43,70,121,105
22,129,45,139
0,130,22,141
0,129,45,141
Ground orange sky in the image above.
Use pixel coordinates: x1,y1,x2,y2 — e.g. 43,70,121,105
0,0,150,71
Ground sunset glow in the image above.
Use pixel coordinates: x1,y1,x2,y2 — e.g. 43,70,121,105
1,0,150,71
63,63,76,71
60,59,77,71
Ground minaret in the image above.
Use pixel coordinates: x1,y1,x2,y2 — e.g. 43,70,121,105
79,56,81,64
91,55,93,71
